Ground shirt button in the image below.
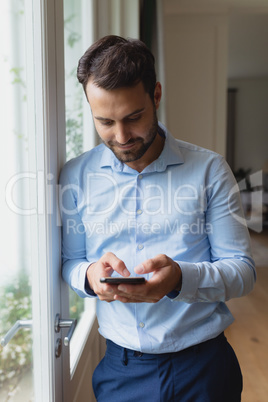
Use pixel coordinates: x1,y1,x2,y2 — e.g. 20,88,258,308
137,209,143,215
138,174,143,180
139,322,145,328
138,244,144,250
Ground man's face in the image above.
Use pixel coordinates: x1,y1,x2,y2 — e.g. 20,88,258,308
86,80,162,171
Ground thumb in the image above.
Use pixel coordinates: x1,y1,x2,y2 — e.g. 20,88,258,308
134,263,145,274
134,260,156,275
134,255,170,275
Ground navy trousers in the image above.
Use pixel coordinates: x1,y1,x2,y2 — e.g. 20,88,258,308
92,333,242,402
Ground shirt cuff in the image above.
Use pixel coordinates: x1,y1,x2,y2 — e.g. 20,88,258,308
84,262,97,297
166,290,181,299
72,261,97,298
84,272,97,297
174,261,200,302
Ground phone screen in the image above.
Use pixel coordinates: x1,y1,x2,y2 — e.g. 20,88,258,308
100,277,145,285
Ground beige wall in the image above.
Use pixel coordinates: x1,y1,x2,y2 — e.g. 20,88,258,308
161,2,268,162
228,77,268,173
162,11,228,156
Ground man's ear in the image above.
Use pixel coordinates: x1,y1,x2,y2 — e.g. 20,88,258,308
154,82,162,110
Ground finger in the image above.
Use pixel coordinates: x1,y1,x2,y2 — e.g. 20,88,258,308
102,252,130,277
113,292,146,303
117,282,147,294
97,283,118,302
134,254,169,274
115,283,145,298
113,293,160,303
115,283,161,303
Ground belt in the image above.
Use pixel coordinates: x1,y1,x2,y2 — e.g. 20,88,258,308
106,332,225,366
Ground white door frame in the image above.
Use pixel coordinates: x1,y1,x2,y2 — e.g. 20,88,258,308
30,0,66,400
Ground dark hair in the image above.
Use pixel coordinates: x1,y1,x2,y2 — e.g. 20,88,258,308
77,35,156,101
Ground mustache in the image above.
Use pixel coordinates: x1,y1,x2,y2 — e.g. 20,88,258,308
108,138,143,147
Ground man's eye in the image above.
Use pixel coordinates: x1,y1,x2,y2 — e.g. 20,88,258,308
101,120,113,126
128,115,141,122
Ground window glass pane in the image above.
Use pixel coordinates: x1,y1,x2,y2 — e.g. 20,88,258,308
64,0,85,323
63,0,95,324
64,0,84,162
0,0,34,400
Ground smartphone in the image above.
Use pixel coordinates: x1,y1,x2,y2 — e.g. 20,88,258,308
100,277,145,285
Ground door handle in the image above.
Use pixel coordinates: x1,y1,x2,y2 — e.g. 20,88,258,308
1,319,32,347
54,314,77,346
1,315,77,349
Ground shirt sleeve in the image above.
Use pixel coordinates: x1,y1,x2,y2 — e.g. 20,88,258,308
59,164,96,298
175,156,256,303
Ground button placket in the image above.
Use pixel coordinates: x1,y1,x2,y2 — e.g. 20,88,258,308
136,173,144,253
135,175,146,338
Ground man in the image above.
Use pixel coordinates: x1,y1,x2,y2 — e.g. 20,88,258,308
60,35,256,401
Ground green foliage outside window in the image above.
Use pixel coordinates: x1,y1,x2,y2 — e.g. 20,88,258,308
0,271,32,392
64,13,83,160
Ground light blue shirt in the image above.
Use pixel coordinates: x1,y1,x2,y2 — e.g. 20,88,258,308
60,123,256,353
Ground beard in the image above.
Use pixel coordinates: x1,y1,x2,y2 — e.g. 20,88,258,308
104,110,159,164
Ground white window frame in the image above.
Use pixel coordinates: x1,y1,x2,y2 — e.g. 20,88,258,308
29,0,66,399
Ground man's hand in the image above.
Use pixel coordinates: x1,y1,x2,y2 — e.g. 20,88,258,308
114,254,182,303
86,252,130,302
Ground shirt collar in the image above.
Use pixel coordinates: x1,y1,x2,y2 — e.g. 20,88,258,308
100,122,184,173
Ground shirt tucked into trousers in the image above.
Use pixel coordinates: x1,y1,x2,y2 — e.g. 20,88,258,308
93,333,242,402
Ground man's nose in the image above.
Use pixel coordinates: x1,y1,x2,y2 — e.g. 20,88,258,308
115,123,131,144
